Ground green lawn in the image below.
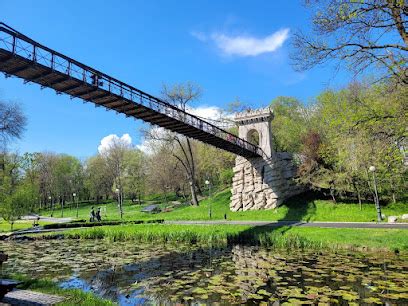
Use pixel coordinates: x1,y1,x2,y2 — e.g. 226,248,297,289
40,189,408,223
53,223,408,253
0,220,51,233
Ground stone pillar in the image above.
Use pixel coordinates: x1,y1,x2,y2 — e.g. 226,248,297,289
230,108,303,211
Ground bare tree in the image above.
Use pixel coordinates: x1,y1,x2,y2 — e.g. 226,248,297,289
292,0,408,84
0,101,27,174
145,82,202,206
0,101,27,146
101,137,131,218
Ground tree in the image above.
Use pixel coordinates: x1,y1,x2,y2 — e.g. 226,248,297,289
101,137,132,218
0,100,27,147
36,153,58,211
269,96,312,153
0,184,35,231
122,149,146,203
53,155,82,217
292,0,408,84
294,81,407,206
145,145,185,201
146,82,202,206
195,142,235,187
85,155,115,203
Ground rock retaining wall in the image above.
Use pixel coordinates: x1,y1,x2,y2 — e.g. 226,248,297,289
230,152,303,211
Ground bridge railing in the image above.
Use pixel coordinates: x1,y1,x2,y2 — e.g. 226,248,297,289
0,23,263,157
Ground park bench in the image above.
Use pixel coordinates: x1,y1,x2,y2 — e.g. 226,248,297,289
0,252,21,300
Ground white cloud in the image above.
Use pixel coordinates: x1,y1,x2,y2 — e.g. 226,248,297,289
136,105,233,154
98,133,132,154
186,105,224,120
190,30,208,42
201,28,290,57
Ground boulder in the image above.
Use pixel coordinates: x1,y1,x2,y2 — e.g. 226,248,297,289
388,216,398,223
401,214,408,220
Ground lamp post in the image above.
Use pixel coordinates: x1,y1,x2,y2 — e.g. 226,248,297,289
73,193,78,219
49,196,53,217
115,188,123,219
115,188,120,207
205,180,212,219
369,166,382,222
61,197,64,218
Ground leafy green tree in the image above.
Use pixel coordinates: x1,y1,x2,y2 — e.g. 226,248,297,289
270,96,311,153
85,155,114,203
123,149,146,203
298,82,407,204
1,184,35,231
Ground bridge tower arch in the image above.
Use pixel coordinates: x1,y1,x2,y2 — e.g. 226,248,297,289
236,108,274,158
230,107,303,211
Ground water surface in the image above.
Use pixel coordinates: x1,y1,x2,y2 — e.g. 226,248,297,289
1,240,407,305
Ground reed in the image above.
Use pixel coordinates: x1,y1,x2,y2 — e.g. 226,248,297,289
43,224,408,253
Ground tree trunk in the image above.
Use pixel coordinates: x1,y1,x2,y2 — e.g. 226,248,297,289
329,182,336,203
189,179,199,206
51,200,55,217
352,180,362,211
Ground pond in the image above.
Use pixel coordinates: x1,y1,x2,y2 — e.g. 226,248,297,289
1,240,407,305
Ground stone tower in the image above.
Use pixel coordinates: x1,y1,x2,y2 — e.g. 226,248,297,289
230,107,303,211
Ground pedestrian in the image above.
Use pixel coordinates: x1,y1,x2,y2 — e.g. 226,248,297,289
96,207,102,222
90,207,95,222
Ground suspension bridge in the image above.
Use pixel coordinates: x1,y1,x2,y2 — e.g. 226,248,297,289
0,22,262,158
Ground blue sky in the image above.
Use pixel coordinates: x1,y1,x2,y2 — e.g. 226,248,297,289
0,0,349,158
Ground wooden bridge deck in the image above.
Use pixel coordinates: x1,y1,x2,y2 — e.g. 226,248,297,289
2,290,65,305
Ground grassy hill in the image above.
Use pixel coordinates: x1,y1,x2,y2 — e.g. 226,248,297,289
40,189,408,223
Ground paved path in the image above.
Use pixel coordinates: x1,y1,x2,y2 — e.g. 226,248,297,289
21,215,72,224
165,220,408,229
2,289,65,305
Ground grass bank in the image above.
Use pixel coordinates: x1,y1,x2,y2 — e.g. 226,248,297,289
46,224,408,253
39,190,408,223
0,220,51,233
11,274,114,306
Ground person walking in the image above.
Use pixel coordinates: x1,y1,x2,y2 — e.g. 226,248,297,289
96,207,102,222
90,207,95,222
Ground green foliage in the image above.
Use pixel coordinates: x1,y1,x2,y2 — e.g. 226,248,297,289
0,183,36,230
12,274,114,305
271,83,407,203
270,96,311,152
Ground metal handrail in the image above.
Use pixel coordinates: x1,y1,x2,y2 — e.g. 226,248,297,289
0,22,263,157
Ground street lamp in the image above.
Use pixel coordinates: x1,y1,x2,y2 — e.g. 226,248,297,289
115,188,123,219
48,196,53,217
73,193,78,219
205,180,212,219
369,166,382,222
115,188,120,206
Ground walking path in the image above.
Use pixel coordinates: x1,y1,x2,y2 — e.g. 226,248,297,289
165,220,408,229
21,215,72,223
8,218,408,237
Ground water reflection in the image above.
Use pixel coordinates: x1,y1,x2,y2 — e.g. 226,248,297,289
1,240,407,305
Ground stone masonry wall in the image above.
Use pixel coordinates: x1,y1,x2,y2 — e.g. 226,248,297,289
230,152,303,211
